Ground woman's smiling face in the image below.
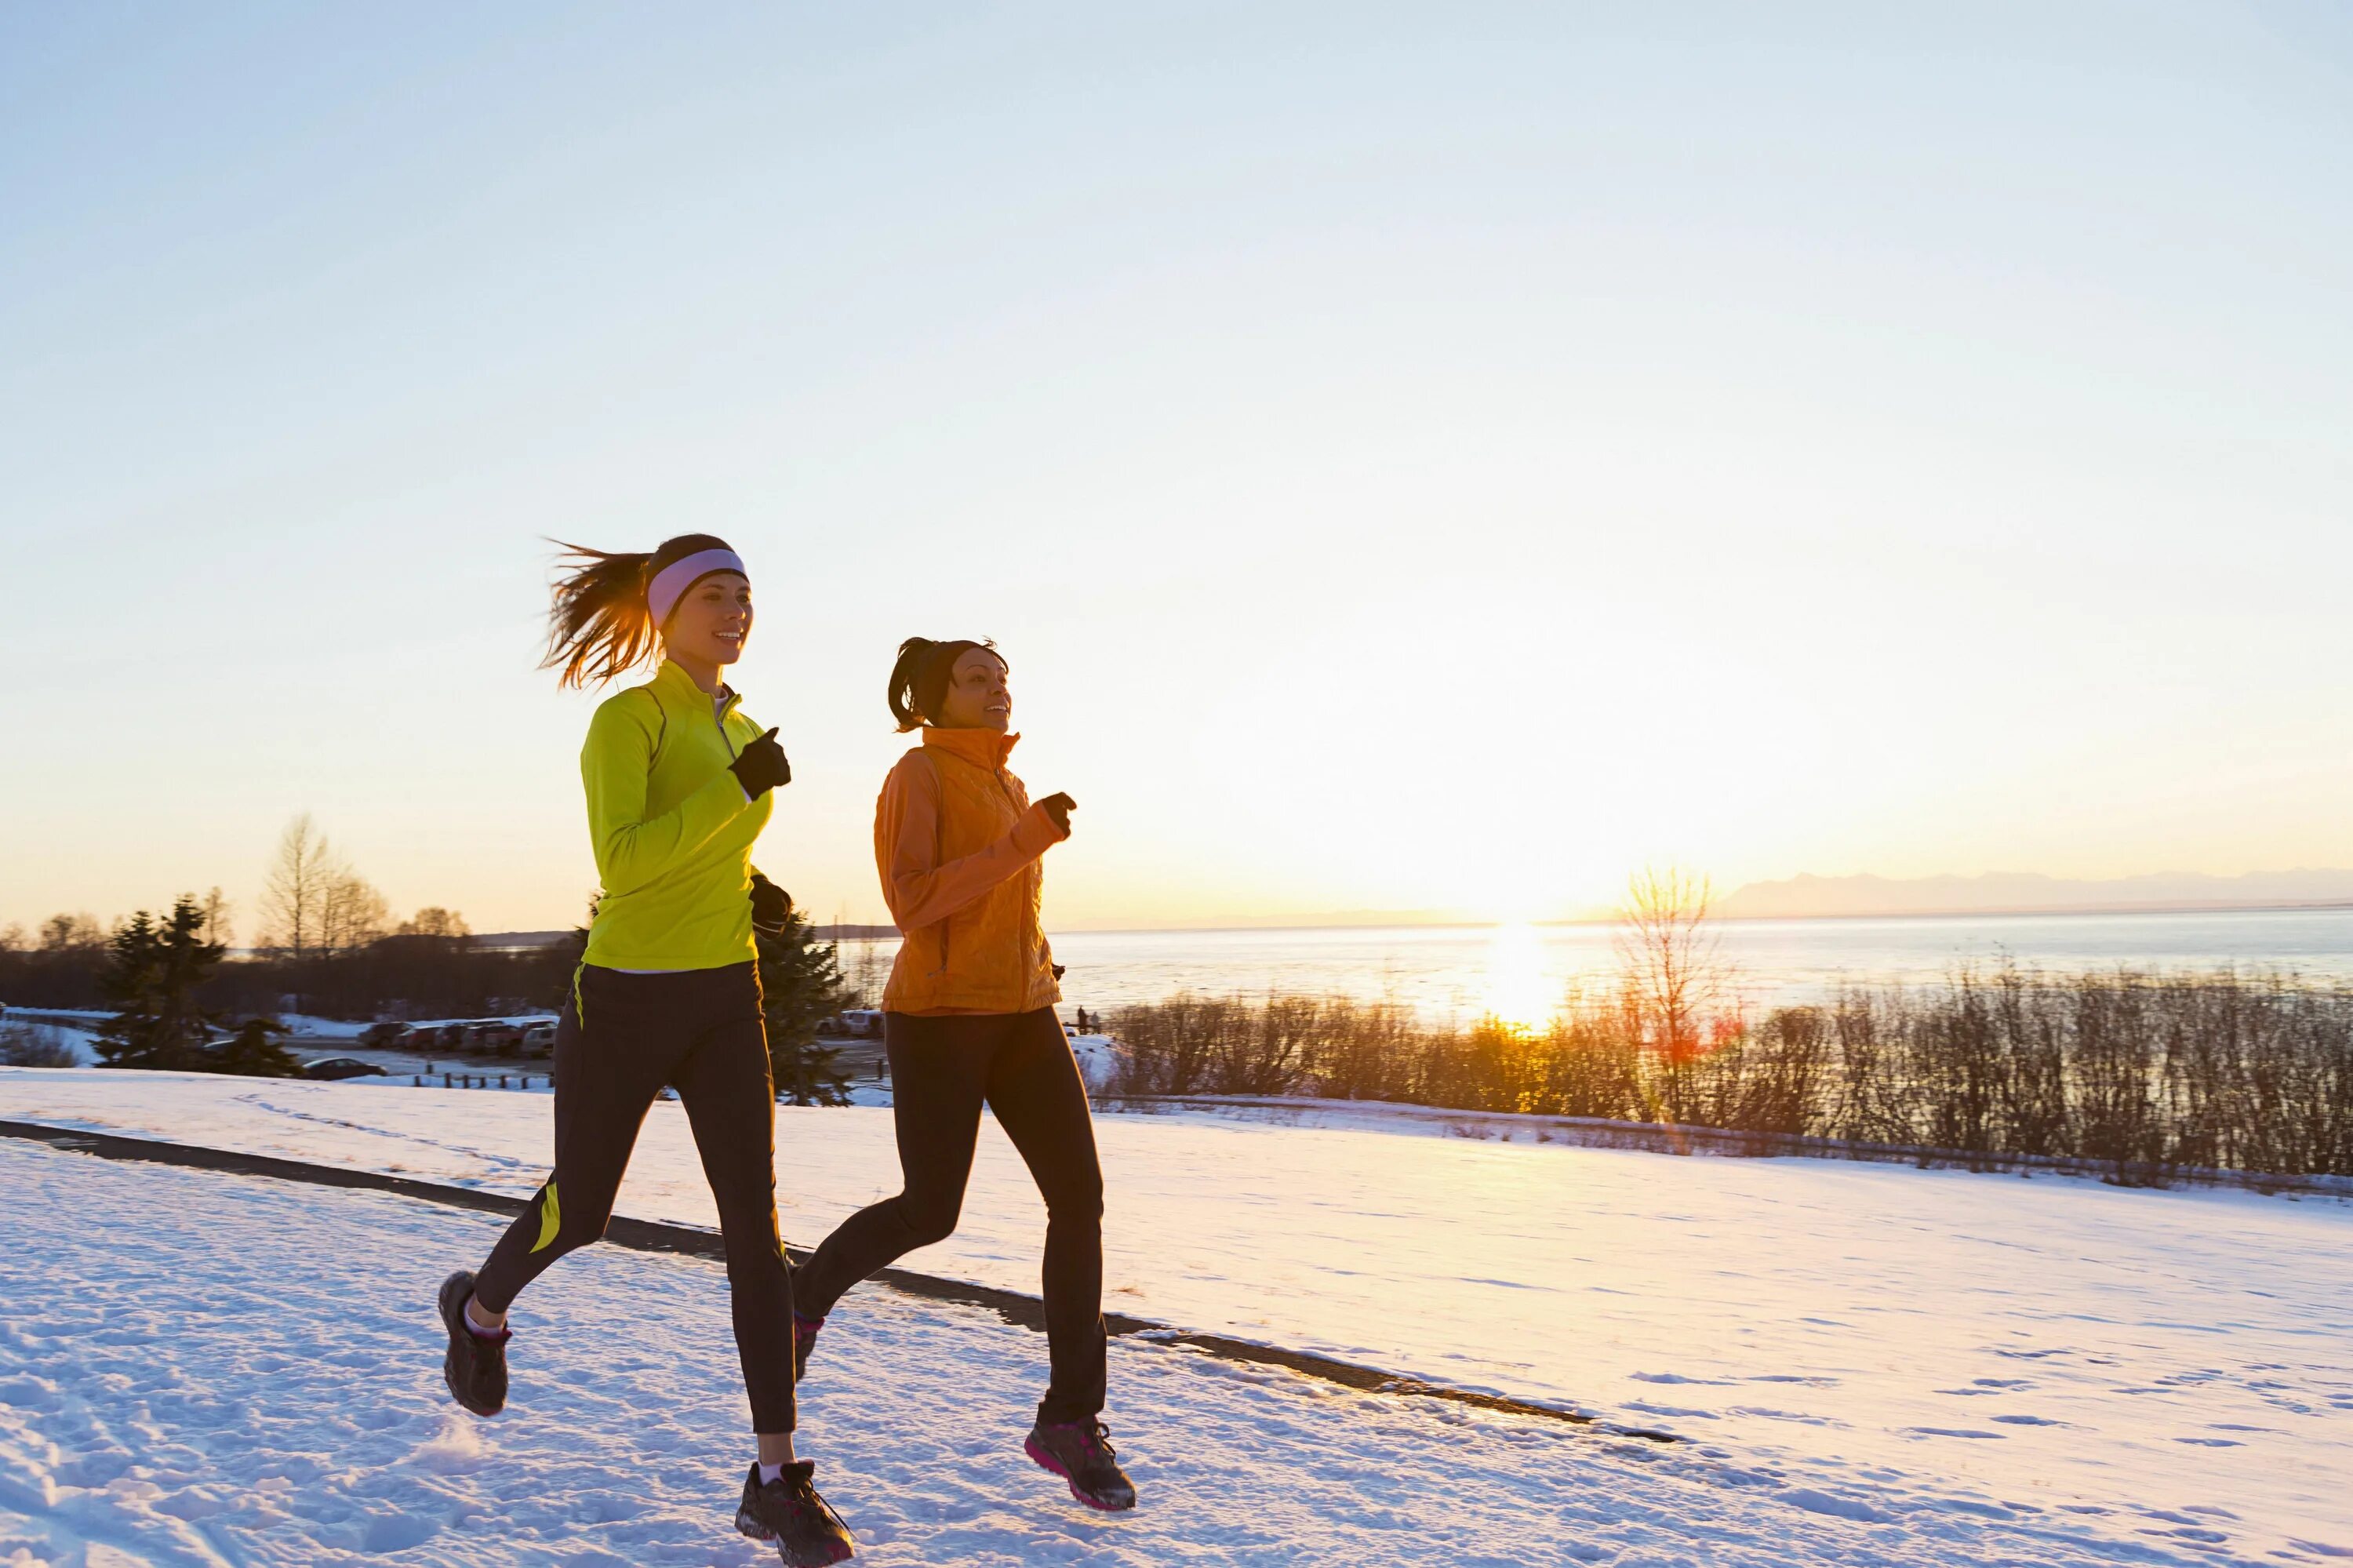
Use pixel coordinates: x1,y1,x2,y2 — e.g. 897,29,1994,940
936,647,1012,731
664,572,754,668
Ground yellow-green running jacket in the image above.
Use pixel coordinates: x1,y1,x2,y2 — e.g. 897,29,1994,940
580,658,774,971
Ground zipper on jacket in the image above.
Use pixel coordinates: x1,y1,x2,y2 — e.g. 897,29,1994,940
715,694,740,759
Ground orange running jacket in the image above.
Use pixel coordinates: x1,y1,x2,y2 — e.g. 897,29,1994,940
875,726,1067,1015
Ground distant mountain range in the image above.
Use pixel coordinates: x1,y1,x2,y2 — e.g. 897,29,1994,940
1717,870,2353,921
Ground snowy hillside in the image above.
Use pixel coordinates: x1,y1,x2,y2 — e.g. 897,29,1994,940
2,1068,2349,1563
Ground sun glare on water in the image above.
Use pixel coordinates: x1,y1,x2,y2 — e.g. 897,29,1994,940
1481,922,1558,1030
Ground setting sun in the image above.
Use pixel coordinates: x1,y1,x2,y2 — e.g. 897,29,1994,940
1479,923,1558,1030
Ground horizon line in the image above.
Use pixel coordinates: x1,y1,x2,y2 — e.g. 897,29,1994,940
805,897,2353,941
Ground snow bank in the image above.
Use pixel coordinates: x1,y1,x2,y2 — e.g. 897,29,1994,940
1067,1030,1122,1091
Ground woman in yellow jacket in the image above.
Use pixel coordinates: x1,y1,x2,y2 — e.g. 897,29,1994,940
435,533,855,1567
795,638,1136,1512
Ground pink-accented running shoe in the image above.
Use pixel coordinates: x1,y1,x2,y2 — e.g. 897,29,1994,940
1024,1418,1136,1512
735,1461,855,1566
793,1312,824,1381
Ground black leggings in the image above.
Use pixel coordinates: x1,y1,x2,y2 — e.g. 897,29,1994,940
798,1008,1106,1423
474,962,798,1433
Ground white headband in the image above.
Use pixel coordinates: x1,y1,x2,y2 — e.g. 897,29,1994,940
646,548,747,628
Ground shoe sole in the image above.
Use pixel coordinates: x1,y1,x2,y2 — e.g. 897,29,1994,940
1024,1434,1136,1512
736,1508,854,1566
438,1271,504,1417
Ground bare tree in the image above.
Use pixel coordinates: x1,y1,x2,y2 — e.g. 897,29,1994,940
198,886,235,950
853,937,888,1008
1614,866,1736,1122
398,907,472,940
260,814,338,960
40,913,104,952
318,871,390,956
831,904,889,1008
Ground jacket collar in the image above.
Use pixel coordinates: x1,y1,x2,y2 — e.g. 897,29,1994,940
922,726,1018,770
653,658,740,719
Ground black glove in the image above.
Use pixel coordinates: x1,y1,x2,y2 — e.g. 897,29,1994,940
1038,791,1075,835
750,874,792,936
730,727,791,798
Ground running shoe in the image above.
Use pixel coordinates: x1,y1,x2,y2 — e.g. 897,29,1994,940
735,1461,856,1566
437,1269,507,1417
1024,1417,1136,1512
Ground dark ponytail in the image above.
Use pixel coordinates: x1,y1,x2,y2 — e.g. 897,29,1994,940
543,533,735,689
887,636,1002,731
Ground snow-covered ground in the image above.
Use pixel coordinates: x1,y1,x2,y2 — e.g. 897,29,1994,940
2,1067,2349,1563
6,1137,2231,1568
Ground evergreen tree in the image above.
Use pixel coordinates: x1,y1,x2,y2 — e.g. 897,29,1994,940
213,1017,301,1078
755,905,853,1107
94,895,224,1070
547,908,591,1015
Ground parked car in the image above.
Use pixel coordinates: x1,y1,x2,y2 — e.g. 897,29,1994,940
522,1022,557,1057
300,1057,387,1081
358,1021,410,1049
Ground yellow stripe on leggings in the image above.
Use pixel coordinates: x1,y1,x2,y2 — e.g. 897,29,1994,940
530,1181,562,1253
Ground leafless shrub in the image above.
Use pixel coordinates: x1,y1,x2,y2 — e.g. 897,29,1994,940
1102,967,2353,1179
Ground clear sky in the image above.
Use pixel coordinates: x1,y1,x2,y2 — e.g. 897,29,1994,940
4,3,2349,937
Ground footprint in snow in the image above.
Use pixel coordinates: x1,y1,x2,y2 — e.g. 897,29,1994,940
1775,1487,1889,1523
1628,1372,1737,1386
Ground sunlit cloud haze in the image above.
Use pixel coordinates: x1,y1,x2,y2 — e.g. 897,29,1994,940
4,5,2349,937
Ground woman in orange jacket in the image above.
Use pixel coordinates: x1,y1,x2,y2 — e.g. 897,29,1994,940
794,637,1136,1512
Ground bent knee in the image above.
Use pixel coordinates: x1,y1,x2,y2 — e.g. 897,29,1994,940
533,1187,616,1257
1045,1177,1104,1224
896,1195,964,1247
551,1211,614,1253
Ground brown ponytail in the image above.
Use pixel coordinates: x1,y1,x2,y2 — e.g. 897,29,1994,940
543,533,734,689
887,636,1002,731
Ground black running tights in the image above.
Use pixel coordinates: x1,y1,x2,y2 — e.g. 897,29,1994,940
797,1008,1106,1422
473,962,797,1433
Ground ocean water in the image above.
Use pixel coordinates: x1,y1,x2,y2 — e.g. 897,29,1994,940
833,907,2353,1021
